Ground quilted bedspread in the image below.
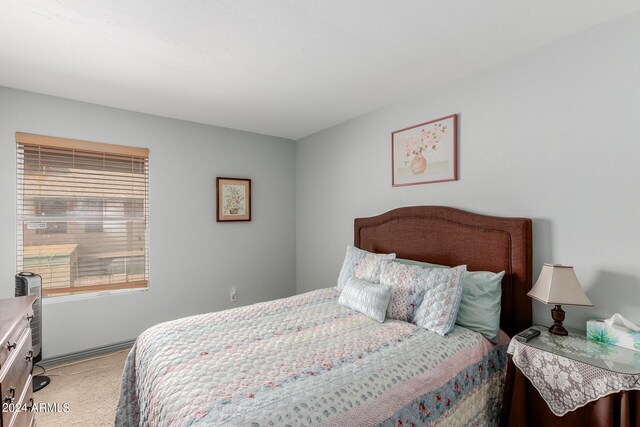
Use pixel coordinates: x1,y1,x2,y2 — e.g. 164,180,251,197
116,288,507,426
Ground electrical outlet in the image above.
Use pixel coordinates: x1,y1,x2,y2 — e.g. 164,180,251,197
230,287,237,302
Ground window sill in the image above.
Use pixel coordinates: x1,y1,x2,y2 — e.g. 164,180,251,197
42,286,148,304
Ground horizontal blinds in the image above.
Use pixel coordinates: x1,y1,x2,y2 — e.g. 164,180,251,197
16,133,149,297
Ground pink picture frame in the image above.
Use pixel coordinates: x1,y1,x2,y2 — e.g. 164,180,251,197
391,114,457,187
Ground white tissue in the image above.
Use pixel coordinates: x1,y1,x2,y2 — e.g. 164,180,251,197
603,313,640,331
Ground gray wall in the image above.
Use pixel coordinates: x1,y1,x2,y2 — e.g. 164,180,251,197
296,12,640,330
0,87,297,358
3,11,639,357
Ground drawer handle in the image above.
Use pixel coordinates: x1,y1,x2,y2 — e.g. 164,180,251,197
3,387,15,404
26,314,34,321
26,350,33,362
6,341,17,351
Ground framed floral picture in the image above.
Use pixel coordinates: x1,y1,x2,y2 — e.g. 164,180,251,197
216,177,251,222
392,114,457,186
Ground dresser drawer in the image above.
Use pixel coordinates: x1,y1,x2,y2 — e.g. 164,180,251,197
8,407,34,427
0,331,32,427
0,312,30,374
7,376,34,427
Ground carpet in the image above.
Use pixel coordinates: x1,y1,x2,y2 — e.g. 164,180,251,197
34,349,129,426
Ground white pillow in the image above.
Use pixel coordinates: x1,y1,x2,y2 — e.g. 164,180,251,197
338,277,392,323
336,245,395,291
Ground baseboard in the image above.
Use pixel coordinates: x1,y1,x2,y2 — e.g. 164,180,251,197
40,340,135,367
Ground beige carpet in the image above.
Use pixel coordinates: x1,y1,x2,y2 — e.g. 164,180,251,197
34,349,129,426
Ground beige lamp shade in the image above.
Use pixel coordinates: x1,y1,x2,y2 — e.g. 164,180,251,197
528,264,593,306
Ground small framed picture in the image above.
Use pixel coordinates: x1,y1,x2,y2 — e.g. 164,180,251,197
216,177,251,222
392,114,457,187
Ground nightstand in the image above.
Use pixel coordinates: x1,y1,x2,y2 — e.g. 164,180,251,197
500,325,640,427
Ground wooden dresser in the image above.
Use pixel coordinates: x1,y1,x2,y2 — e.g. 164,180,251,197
0,296,36,427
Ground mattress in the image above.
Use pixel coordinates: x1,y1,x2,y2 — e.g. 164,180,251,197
115,288,508,426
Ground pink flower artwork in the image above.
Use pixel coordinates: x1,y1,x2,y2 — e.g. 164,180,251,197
391,114,457,187
401,125,447,167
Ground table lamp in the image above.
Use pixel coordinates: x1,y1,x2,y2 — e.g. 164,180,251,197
527,264,593,336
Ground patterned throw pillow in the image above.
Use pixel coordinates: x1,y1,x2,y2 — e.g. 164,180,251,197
336,245,395,291
380,261,428,323
413,265,467,336
394,258,504,341
338,277,393,323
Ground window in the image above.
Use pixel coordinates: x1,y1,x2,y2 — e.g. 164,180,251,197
17,133,149,297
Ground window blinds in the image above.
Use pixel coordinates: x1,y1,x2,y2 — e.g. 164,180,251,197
16,133,149,297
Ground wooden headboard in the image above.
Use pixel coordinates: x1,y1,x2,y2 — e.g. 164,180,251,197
354,206,532,337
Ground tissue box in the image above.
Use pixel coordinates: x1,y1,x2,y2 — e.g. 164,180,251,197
587,319,640,352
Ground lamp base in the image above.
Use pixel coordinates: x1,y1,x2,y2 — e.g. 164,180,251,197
549,304,568,336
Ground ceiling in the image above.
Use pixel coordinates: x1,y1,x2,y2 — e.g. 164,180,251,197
1,1,639,140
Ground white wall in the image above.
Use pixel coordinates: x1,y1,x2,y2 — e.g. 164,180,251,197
0,87,297,358
296,12,640,330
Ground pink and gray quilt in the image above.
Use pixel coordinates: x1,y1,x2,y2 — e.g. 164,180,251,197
116,288,507,426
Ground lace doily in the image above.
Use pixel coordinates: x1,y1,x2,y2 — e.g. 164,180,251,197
508,336,640,416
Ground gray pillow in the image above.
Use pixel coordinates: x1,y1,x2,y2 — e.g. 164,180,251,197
338,277,392,323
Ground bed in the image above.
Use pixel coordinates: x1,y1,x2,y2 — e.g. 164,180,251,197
116,206,532,426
